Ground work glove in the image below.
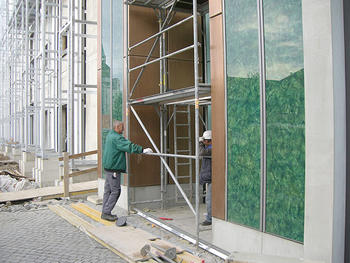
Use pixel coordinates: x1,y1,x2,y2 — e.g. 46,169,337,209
199,137,204,142
143,148,153,154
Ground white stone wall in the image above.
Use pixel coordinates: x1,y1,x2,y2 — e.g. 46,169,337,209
302,0,346,262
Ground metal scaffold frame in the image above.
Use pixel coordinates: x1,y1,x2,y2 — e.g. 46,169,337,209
0,0,97,163
124,0,210,246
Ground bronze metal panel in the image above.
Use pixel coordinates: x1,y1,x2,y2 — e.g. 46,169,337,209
128,55,161,186
167,13,202,62
129,105,161,186
210,13,226,220
129,6,160,58
97,0,102,177
209,0,222,18
127,7,205,188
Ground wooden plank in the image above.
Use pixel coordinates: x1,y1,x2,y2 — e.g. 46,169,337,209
58,150,97,161
71,203,114,226
0,180,98,202
63,152,69,197
48,204,94,231
87,226,160,261
48,205,141,263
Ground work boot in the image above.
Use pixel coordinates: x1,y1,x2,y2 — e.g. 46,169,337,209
101,213,118,221
200,220,212,226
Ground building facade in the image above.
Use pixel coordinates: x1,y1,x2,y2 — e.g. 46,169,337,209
98,0,349,262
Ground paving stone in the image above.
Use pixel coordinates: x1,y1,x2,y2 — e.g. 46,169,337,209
0,208,127,263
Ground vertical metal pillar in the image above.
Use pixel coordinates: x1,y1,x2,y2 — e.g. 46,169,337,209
34,0,40,153
40,0,46,157
58,0,62,154
124,0,131,214
53,0,58,152
24,0,29,152
159,15,165,210
13,3,17,144
6,0,10,144
257,0,267,232
192,0,200,247
68,0,75,154
21,1,25,149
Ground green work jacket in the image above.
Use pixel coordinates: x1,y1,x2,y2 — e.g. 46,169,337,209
102,130,143,173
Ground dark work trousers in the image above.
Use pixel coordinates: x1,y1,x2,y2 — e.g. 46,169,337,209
102,170,121,215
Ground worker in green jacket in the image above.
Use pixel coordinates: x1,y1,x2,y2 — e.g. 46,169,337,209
101,120,153,221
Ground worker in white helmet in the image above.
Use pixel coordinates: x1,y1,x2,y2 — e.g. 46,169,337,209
199,130,212,226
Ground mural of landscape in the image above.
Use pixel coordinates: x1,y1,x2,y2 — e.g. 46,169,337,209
225,0,305,242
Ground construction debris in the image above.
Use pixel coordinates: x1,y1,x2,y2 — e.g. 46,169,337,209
0,175,39,193
0,154,36,193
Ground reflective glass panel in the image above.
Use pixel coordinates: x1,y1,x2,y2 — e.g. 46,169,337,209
101,0,111,157
112,0,123,121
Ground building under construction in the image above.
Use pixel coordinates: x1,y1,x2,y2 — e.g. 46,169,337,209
1,0,350,262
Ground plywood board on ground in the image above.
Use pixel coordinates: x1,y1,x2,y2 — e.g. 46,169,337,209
0,180,98,202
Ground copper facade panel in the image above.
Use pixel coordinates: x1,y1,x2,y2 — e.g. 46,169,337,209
209,0,222,18
129,6,160,58
167,13,202,62
209,13,226,220
128,7,164,187
129,105,161,186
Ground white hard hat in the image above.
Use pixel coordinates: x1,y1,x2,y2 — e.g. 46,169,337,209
201,130,212,140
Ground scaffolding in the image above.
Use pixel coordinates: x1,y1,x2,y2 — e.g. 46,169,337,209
0,0,97,168
125,0,210,245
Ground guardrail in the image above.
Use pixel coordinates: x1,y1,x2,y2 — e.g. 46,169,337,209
59,150,98,197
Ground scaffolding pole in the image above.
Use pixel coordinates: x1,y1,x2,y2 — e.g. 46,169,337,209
125,0,208,248
0,0,96,169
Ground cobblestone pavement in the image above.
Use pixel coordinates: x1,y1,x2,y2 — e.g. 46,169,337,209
0,206,127,263
0,198,225,263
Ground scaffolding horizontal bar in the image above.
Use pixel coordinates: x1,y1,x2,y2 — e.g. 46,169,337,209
145,152,195,159
177,162,191,166
129,199,162,205
128,85,210,105
74,84,97,88
129,44,194,72
165,95,211,106
45,3,59,7
74,19,97,25
74,33,97,39
134,208,230,260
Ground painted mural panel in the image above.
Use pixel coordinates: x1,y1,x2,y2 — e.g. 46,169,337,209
264,0,305,242
225,0,261,229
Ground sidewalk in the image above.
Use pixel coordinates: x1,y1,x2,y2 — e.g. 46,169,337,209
0,201,126,263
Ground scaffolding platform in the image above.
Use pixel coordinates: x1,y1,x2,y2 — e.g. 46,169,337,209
129,84,211,106
126,0,208,11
